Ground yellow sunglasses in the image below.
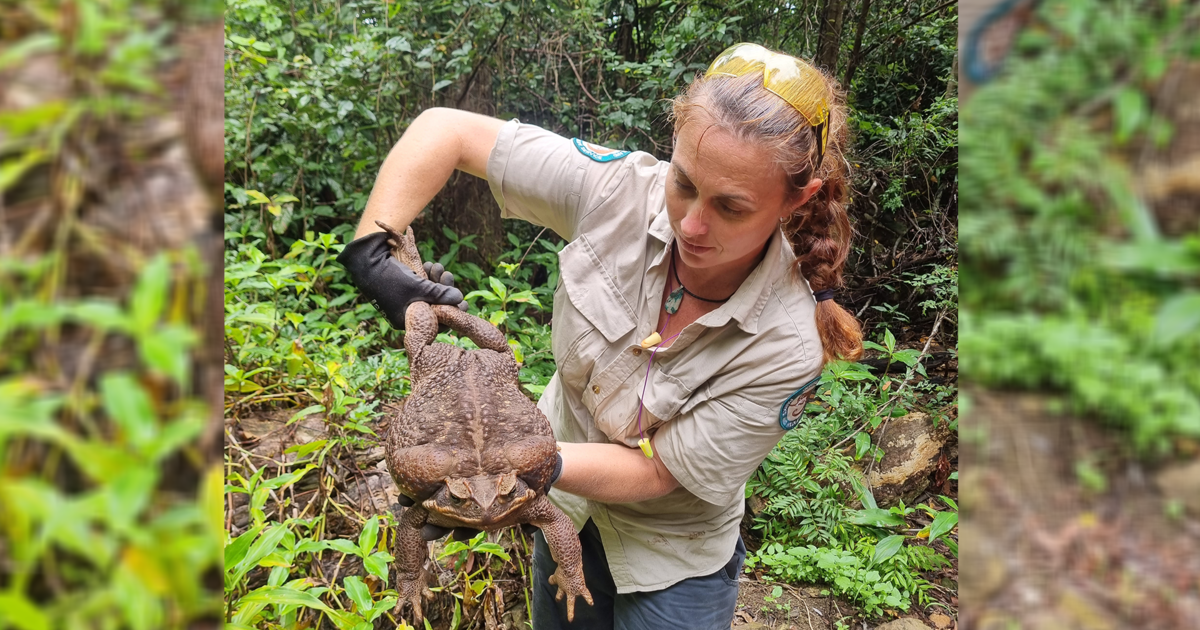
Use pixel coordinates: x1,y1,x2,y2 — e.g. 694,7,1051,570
705,43,830,169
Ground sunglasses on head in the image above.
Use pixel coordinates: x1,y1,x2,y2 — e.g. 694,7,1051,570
705,43,830,170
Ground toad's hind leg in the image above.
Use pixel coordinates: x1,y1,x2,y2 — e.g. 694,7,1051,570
392,505,434,624
523,496,593,621
403,301,438,361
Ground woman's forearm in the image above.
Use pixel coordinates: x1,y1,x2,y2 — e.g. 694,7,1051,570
354,108,505,239
554,439,680,503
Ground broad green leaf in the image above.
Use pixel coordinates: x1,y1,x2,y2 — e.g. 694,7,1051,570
358,515,380,556
284,439,329,460
854,431,871,460
149,410,206,463
131,254,171,330
326,538,360,556
287,405,325,425
0,33,58,71
861,340,888,353
261,465,315,491
882,329,896,353
869,535,905,566
245,189,271,204
488,276,507,300
927,511,958,544
63,439,130,483
1154,293,1200,346
236,524,291,579
99,372,158,450
891,349,921,367
472,542,511,561
238,586,332,612
343,575,372,613
140,324,196,385
67,299,130,332
226,524,267,574
0,592,50,630
846,508,906,528
1114,86,1146,144
363,553,390,583
106,466,159,534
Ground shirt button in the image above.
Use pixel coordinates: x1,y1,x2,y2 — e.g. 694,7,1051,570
632,347,642,356
592,385,600,394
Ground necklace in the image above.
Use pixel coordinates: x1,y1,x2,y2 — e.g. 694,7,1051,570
665,248,735,314
636,248,734,459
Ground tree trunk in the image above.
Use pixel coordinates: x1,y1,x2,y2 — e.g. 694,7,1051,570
945,50,958,99
841,0,873,89
815,0,847,74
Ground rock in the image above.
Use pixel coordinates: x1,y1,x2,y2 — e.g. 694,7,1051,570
873,619,932,630
855,412,954,508
1153,458,1200,515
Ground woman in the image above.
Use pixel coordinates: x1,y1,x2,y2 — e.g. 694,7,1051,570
338,43,863,629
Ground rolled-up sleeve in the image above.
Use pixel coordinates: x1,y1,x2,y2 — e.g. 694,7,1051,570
654,392,786,507
486,120,641,241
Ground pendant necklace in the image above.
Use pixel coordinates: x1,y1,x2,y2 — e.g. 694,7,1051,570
635,247,734,458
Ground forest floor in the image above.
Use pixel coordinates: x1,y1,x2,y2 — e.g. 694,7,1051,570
958,388,1200,630
225,385,958,630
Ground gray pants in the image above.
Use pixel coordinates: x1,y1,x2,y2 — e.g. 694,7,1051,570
531,519,745,630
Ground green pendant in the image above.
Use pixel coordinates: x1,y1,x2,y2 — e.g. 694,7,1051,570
665,287,683,314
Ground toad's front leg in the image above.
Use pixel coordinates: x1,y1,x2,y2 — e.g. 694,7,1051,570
392,504,434,624
523,496,593,621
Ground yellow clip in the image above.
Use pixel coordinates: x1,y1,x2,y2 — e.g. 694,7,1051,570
638,437,654,458
640,332,662,348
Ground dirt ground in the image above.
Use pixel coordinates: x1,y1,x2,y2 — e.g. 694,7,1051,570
958,388,1200,630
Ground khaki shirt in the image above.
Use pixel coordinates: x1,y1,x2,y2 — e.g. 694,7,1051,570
486,120,824,593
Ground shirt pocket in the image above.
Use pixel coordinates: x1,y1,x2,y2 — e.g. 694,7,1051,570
590,368,690,447
554,236,636,392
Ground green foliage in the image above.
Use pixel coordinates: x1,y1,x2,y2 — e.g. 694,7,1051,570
222,0,958,624
961,0,1200,450
3,2,223,617
747,539,947,615
745,328,956,616
2,251,219,628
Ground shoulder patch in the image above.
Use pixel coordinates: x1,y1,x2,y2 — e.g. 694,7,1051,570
779,375,823,430
572,138,630,162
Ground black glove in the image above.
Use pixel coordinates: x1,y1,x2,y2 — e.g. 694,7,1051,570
545,452,563,494
336,230,467,329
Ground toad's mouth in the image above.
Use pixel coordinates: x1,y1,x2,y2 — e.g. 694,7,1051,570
423,475,537,526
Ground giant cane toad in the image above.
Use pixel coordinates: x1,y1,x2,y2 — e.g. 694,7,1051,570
378,222,593,623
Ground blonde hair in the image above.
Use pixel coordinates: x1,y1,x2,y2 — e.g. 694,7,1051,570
670,65,863,363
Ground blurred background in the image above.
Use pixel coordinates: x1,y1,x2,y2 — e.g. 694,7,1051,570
959,0,1200,628
0,0,223,628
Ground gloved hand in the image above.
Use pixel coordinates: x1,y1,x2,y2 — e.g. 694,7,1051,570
336,229,467,329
